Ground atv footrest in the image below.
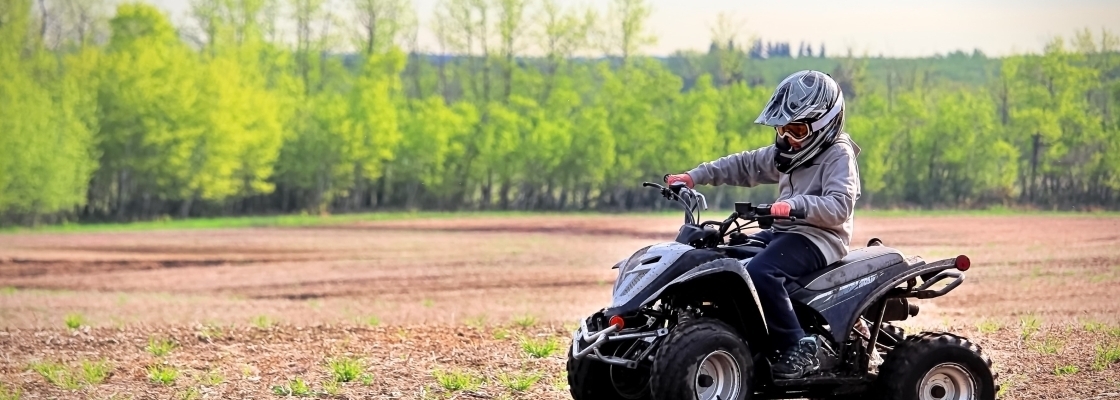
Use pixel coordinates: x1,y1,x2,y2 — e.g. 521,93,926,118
770,375,868,387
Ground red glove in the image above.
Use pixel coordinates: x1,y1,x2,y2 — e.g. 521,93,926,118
770,201,792,217
665,173,694,188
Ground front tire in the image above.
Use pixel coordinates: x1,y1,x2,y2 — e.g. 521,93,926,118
876,332,997,400
651,318,753,400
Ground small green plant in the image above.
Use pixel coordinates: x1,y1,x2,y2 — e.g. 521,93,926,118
178,386,200,400
327,356,363,383
464,315,488,329
147,364,179,386
0,286,16,295
521,337,559,358
146,337,177,357
199,369,224,386
499,371,541,392
322,379,340,396
1083,320,1107,333
552,370,569,391
492,328,511,340
1093,343,1120,371
360,373,374,386
1032,336,1064,355
364,315,380,327
79,359,112,384
422,299,434,308
64,313,85,330
513,314,537,329
432,369,482,391
29,361,81,390
976,318,1001,334
270,377,312,396
1054,365,1079,375
197,323,224,342
252,315,274,329
1019,314,1041,340
0,382,20,400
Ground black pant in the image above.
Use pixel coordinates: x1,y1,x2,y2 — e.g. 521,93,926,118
745,230,826,352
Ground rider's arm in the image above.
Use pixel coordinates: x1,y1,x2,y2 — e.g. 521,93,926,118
784,144,861,227
686,146,781,187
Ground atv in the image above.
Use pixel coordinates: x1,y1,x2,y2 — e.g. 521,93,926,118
567,181,997,400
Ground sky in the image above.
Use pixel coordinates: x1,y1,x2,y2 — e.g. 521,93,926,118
147,0,1120,58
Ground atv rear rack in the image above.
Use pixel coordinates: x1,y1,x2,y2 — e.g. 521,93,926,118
570,319,669,369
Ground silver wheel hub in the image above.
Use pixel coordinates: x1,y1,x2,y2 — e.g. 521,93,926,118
695,350,740,400
919,363,976,400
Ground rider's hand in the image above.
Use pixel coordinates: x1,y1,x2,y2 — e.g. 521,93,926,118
665,173,694,189
770,201,792,217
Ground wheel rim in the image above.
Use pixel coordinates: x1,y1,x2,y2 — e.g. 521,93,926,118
694,350,741,400
918,363,976,400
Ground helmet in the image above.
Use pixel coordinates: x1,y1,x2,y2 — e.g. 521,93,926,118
754,70,845,173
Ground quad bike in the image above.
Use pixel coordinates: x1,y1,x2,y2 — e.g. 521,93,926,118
567,182,997,400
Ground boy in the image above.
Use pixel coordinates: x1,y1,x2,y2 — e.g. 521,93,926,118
665,70,861,379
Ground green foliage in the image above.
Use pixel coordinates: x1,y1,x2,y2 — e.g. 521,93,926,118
1054,365,1079,375
0,383,20,400
521,337,559,358
198,369,224,386
30,361,82,390
252,315,274,329
79,359,113,384
498,371,541,392
976,319,1001,334
1093,343,1120,371
272,377,312,396
360,373,375,386
327,357,363,382
3,0,1120,226
148,364,179,385
321,379,340,396
512,314,537,329
146,337,177,357
432,369,483,392
1032,336,1064,355
1019,314,1042,341
64,313,85,330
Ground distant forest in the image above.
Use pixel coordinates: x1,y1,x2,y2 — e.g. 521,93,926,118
1,0,1118,226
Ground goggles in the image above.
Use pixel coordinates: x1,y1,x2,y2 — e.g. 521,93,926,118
775,123,811,143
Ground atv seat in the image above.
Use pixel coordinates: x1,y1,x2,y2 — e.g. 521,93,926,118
784,246,906,293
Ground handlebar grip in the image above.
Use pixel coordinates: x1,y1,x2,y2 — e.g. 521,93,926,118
790,210,807,219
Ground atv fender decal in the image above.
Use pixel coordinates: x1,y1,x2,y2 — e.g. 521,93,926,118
808,274,877,306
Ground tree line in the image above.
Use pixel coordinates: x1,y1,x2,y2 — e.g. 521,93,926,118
1,0,1118,225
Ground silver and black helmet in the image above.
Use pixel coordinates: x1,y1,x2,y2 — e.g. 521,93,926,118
755,70,845,173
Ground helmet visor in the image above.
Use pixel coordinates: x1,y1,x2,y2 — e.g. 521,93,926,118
775,123,811,142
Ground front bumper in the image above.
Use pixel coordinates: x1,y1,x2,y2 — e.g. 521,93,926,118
570,317,669,369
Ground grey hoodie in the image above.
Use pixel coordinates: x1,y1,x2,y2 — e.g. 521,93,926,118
687,133,862,265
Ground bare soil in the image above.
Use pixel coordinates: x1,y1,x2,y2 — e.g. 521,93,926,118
1,214,1119,399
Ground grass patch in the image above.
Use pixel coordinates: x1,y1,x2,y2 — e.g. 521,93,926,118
976,318,1001,334
146,337,177,357
521,337,559,358
251,315,274,329
64,313,85,330
0,383,20,400
79,359,112,384
147,364,179,386
1054,365,1079,375
498,371,541,392
197,323,225,342
1083,320,1107,333
492,328,511,340
432,369,483,392
360,373,375,386
363,315,380,327
1093,343,1120,371
322,379,341,396
178,386,200,400
198,369,224,386
29,361,82,390
1032,336,1064,355
327,356,363,383
1019,314,1041,340
513,314,537,329
421,299,434,308
271,377,312,397
464,315,488,329
0,286,16,295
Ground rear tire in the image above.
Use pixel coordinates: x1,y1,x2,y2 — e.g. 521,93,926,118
650,318,753,400
568,341,651,400
876,332,997,400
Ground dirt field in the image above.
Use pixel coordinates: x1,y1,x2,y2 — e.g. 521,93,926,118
2,214,1119,399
